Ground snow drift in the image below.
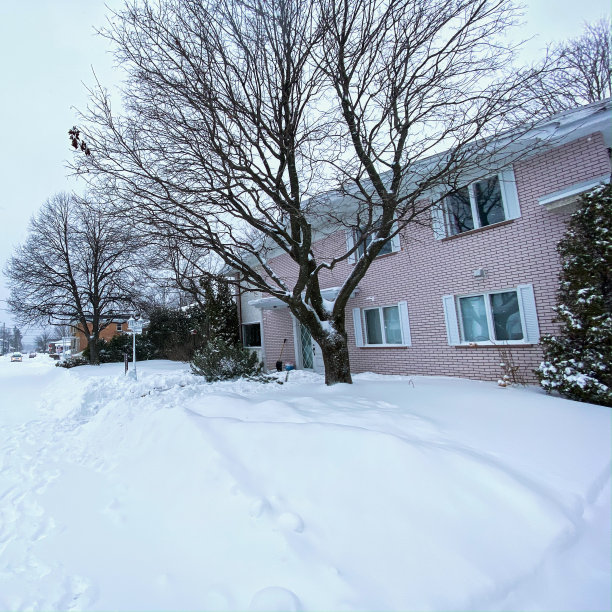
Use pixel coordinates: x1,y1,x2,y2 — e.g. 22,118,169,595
0,356,609,611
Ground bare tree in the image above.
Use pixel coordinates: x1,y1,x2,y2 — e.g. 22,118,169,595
72,0,542,384
136,236,222,310
5,192,141,363
528,18,611,115
35,329,53,352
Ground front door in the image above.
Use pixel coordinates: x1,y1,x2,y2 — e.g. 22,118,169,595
296,322,325,374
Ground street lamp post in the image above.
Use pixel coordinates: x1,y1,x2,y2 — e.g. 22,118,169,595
126,316,146,380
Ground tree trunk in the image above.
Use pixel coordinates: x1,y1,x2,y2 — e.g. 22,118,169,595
319,333,353,385
88,336,99,365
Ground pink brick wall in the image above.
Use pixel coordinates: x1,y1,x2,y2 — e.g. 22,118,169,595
257,132,611,382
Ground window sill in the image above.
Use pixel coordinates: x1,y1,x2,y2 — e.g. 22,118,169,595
441,219,514,241
360,344,409,349
454,342,537,348
350,250,399,264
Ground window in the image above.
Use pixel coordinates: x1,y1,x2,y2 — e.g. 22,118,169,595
346,222,400,262
116,322,123,332
242,322,262,347
352,302,411,347
458,291,523,342
355,228,394,258
432,168,521,239
446,176,506,237
442,285,540,346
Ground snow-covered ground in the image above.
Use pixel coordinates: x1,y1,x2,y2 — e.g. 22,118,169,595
0,355,609,612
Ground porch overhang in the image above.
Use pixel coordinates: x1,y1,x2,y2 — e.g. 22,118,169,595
248,286,358,310
538,175,610,211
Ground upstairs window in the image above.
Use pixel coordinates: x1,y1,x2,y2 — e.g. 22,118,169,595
347,222,400,263
355,228,394,258
446,176,506,236
432,168,521,240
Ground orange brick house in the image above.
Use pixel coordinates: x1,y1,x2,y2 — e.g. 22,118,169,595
72,320,130,352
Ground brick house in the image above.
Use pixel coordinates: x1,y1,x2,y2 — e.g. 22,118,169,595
237,100,611,382
72,320,130,352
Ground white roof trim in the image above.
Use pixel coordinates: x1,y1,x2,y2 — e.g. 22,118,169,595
248,286,358,309
248,295,288,309
538,175,610,210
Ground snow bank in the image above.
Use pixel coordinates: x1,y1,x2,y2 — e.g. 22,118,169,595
0,357,609,611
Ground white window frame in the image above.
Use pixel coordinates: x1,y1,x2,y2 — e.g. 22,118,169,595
352,301,411,347
241,321,262,348
442,284,539,346
347,221,400,263
432,167,521,240
115,322,123,332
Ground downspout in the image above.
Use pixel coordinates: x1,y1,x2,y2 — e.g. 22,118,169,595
236,276,243,344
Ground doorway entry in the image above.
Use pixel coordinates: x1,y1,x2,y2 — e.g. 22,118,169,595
294,321,325,374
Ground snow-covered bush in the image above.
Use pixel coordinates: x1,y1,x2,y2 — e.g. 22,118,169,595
537,184,612,407
191,337,265,382
55,356,89,369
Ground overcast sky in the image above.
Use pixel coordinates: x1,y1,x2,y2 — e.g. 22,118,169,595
0,0,609,346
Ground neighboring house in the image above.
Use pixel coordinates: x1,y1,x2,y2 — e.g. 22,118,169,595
236,100,612,382
48,338,79,355
72,321,130,352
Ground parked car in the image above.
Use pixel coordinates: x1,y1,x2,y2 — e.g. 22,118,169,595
11,352,22,362
28,352,36,358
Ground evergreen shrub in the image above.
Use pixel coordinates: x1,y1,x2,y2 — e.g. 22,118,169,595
146,278,239,361
83,333,155,363
191,337,265,382
537,184,612,407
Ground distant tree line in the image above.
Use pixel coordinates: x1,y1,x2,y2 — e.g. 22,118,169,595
0,325,22,354
82,278,239,363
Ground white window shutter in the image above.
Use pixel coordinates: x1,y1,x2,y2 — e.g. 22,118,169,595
442,295,461,346
500,167,521,220
398,301,411,346
517,284,540,344
346,230,356,263
390,222,400,252
431,203,446,240
352,308,364,347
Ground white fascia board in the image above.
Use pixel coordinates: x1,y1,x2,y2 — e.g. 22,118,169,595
248,286,359,310
247,296,288,309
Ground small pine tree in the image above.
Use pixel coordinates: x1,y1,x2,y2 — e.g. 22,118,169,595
143,279,239,361
198,277,239,345
191,337,264,382
212,278,239,344
146,306,194,360
537,184,612,407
